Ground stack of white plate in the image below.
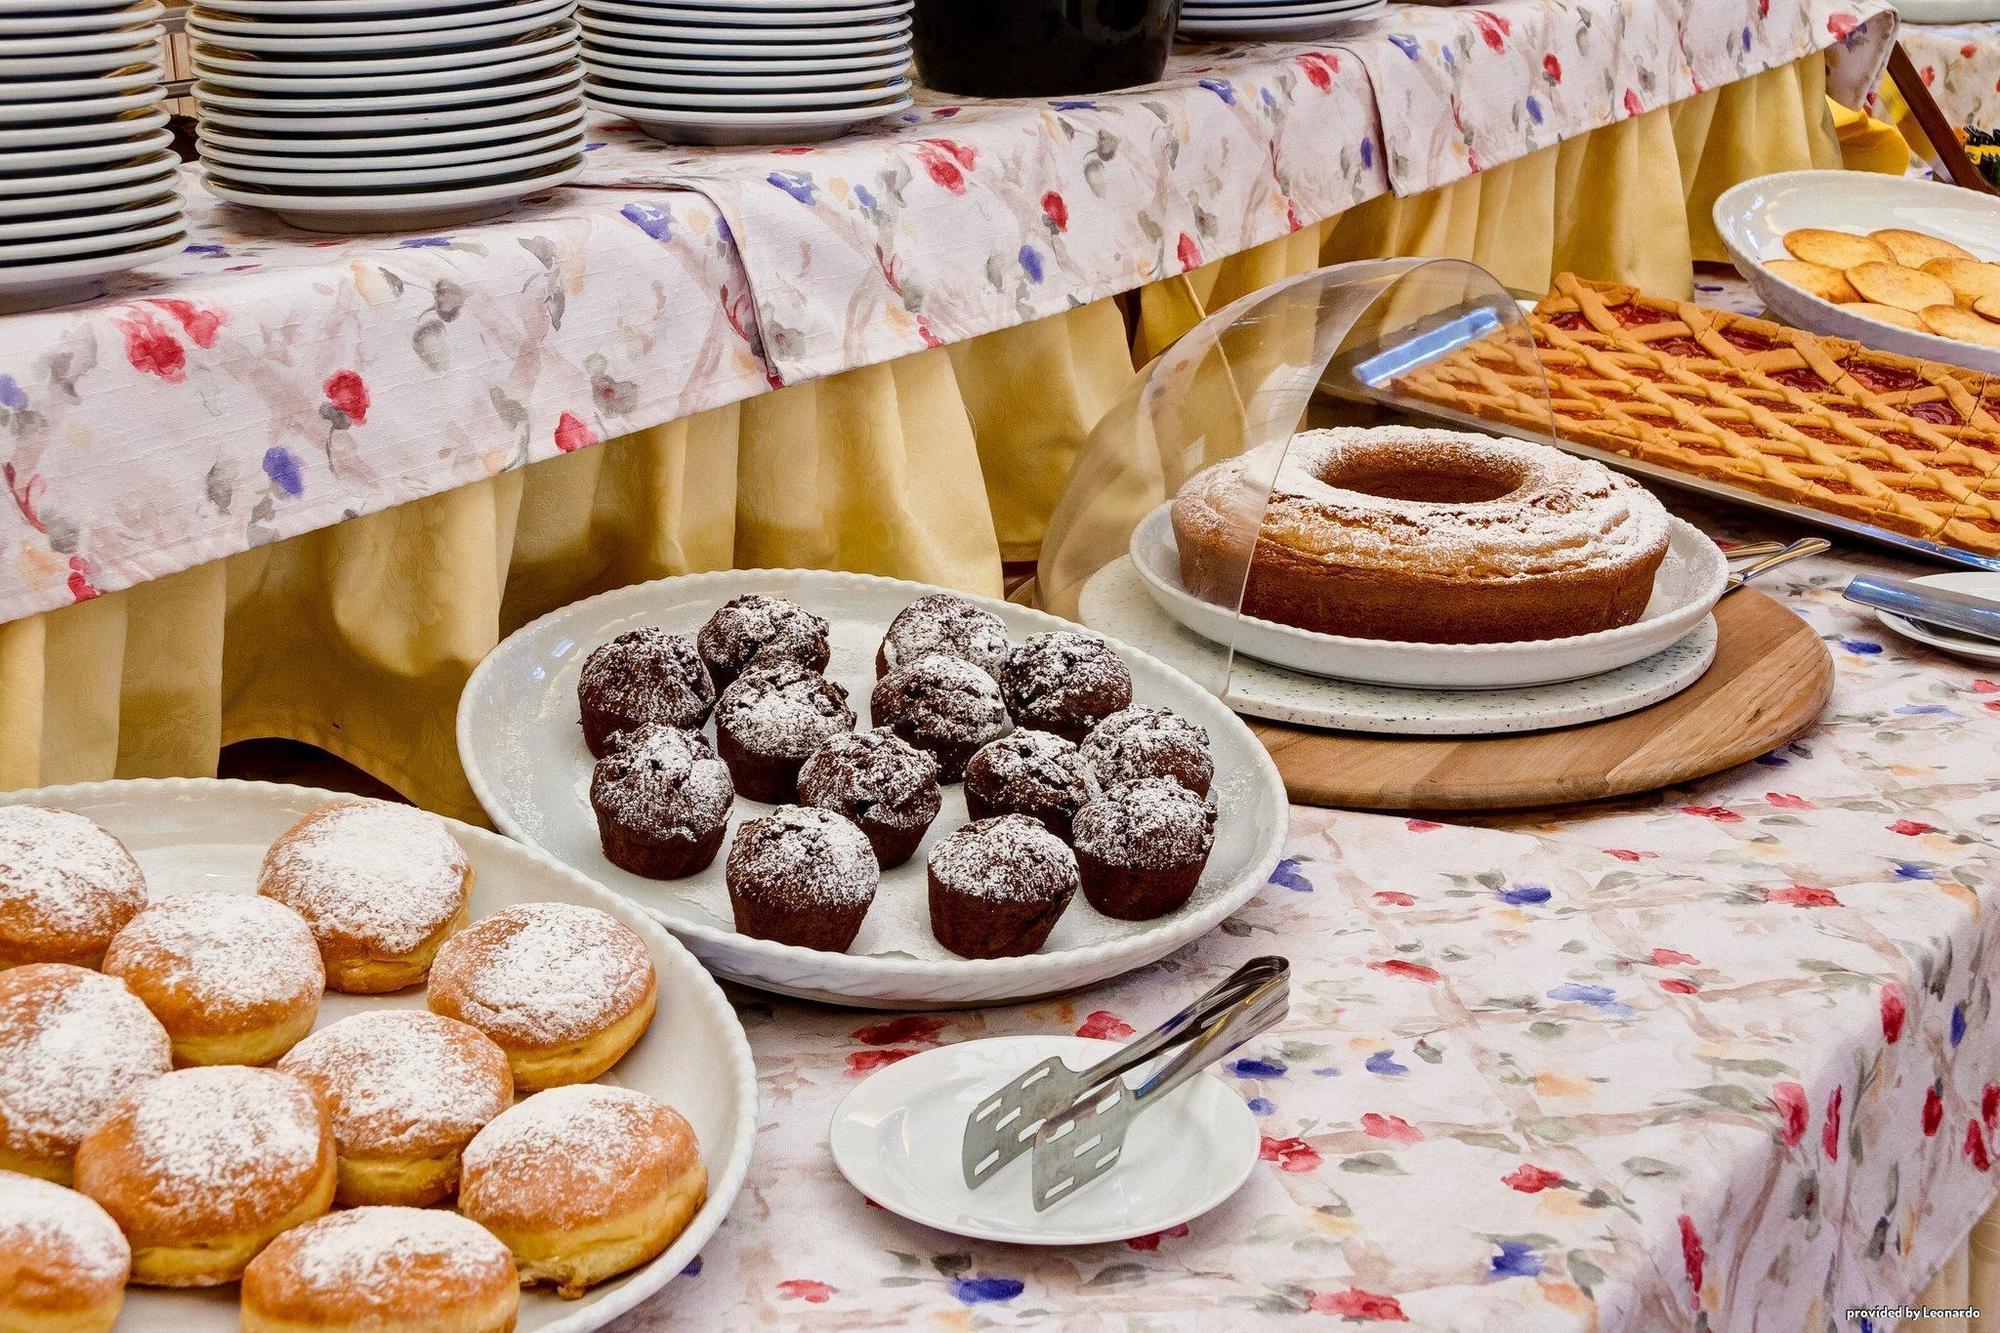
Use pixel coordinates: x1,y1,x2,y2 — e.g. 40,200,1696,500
581,0,913,146
0,0,184,312
1178,0,1389,41
187,0,587,233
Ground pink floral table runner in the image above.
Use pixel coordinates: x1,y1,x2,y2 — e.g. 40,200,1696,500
1900,22,2000,134
626,518,1999,1330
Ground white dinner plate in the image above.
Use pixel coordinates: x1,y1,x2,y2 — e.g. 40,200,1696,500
1081,555,1718,735
195,85,582,134
1715,170,2000,375
0,169,180,220
204,155,582,232
7,85,162,123
198,105,583,155
584,72,908,109
582,0,907,22
193,35,578,93
830,1036,1259,1245
0,212,182,262
1871,571,2000,664
199,115,584,169
0,192,179,243
0,32,160,67
456,568,1289,1009
1126,503,1727,689
206,138,580,187
0,63,163,101
0,230,184,312
591,90,911,143
0,107,168,151
195,0,507,15
192,66,581,113
188,23,578,78
580,39,908,71
184,0,573,49
1184,0,1376,12
583,42,904,79
1180,4,1385,34
0,148,178,198
0,778,756,1333
0,126,174,174
580,11,909,44
0,0,162,31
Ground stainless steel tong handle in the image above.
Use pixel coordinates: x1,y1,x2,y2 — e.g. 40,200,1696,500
1068,956,1291,1114
1725,536,1829,592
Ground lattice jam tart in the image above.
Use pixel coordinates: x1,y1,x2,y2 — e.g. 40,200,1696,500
1393,274,2000,554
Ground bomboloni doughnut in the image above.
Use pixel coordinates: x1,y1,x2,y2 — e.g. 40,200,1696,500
0,964,170,1184
1073,778,1217,920
428,901,657,1092
102,893,324,1067
279,1010,512,1208
0,805,147,970
1169,427,1671,643
576,626,716,757
0,1170,131,1333
795,728,942,868
926,815,1079,959
875,592,1011,680
962,730,1101,843
258,800,472,994
870,652,1010,782
696,593,831,691
1080,705,1215,797
999,632,1133,743
712,660,856,803
73,1065,336,1287
589,724,736,879
241,1206,519,1333
459,1084,706,1299
725,806,879,952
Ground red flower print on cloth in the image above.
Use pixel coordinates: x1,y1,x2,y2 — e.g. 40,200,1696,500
1678,1214,1705,1306
1767,885,1840,908
144,298,224,349
1260,1135,1322,1173
1308,1288,1408,1320
1827,11,1859,39
1542,53,1561,81
1469,9,1509,51
66,556,97,604
852,1015,944,1047
1880,984,1907,1043
1606,848,1655,862
1983,1084,2000,1130
1296,52,1339,91
1679,805,1740,822
1889,819,1935,836
1659,978,1698,995
1966,1120,1993,1172
1502,1164,1565,1193
1176,232,1203,272
1771,1082,1809,1146
1125,1222,1189,1251
115,309,187,383
1361,1113,1422,1144
1650,948,1699,966
1369,959,1441,984
1374,891,1416,906
1406,819,1441,832
322,371,369,427
913,138,976,194
1767,792,1814,809
1623,88,1644,117
777,1279,834,1303
1076,1010,1135,1041
4,464,44,534
845,1049,917,1077
554,411,596,453
1040,191,1068,232
1822,1085,1843,1161
1925,1083,1945,1137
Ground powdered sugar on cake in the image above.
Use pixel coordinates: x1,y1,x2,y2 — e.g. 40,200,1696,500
879,593,1011,678
258,801,468,954
0,966,170,1156
1074,779,1217,869
874,653,1009,741
591,725,735,828
716,661,855,758
282,1207,512,1293
0,805,145,938
280,1011,509,1156
111,1066,325,1221
104,893,322,1013
432,902,653,1045
728,806,878,909
928,815,1078,902
0,1171,129,1283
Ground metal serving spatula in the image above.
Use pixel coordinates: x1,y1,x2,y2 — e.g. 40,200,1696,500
961,956,1289,1211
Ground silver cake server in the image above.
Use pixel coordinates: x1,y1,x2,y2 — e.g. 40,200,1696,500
1844,575,2000,644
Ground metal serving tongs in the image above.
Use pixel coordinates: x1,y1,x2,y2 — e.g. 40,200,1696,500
962,956,1290,1211
1723,536,1830,593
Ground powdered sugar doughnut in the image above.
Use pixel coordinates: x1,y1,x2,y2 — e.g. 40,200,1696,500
258,801,472,994
0,1169,131,1333
279,1010,512,1208
103,893,324,1067
241,1206,519,1333
73,1064,336,1287
0,963,170,1184
0,806,147,970
459,1084,705,1298
427,902,656,1091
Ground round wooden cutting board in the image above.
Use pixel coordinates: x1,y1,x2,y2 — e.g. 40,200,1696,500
1250,588,1833,811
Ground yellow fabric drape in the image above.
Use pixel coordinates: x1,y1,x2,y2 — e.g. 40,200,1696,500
0,54,1840,821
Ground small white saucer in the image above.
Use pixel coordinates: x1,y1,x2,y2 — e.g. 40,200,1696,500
829,1035,1259,1246
1872,571,2000,665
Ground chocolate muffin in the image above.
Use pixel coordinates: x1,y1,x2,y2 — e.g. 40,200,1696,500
577,627,716,757
725,806,879,952
869,652,1010,782
796,728,942,868
588,724,736,879
875,592,1011,681
926,815,1078,959
697,594,832,691
999,632,1133,742
962,730,1101,843
712,661,856,804
1080,706,1214,797
1072,778,1215,921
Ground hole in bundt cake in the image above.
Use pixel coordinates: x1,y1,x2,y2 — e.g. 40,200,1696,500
1321,464,1521,505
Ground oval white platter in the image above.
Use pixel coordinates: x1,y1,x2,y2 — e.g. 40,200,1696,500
1129,502,1728,690
1083,555,1717,735
830,1035,1258,1245
0,778,757,1333
1715,169,2000,375
458,568,1289,1010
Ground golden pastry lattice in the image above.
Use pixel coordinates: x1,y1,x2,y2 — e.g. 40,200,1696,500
1392,274,2000,555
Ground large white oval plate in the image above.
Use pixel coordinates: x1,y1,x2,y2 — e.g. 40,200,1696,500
458,569,1288,1009
0,777,757,1333
1714,169,2000,375
1129,501,1726,690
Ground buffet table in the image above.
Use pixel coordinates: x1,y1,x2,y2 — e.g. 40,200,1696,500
632,518,2000,1330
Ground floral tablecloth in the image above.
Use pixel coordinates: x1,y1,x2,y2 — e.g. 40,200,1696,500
1900,22,2000,133
618,513,1998,1330
0,0,1896,632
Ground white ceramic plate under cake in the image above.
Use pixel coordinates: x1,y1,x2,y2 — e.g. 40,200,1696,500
830,1036,1259,1245
204,156,582,232
1083,555,1718,735
1871,571,2000,664
457,568,1289,1009
0,777,758,1333
1128,503,1728,690
591,92,912,144
1715,170,2000,375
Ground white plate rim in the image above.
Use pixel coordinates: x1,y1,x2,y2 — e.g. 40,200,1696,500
588,92,911,127
0,211,181,262
828,1035,1259,1246
192,35,580,93
456,567,1290,1001
187,22,580,77
580,37,905,69
0,0,162,28
0,148,179,197
582,72,908,109
0,192,180,242
197,116,584,168
194,87,582,132
203,155,582,211
185,0,572,39
1871,570,2000,663
196,106,584,155
192,67,582,112
0,62,163,101
202,138,581,186
0,776,759,1333
0,107,169,150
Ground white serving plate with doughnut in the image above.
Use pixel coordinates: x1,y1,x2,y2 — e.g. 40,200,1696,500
0,778,757,1333
1126,502,1728,690
457,569,1289,1009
